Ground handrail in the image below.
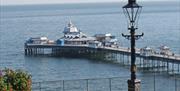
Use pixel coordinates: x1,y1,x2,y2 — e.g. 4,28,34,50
31,75,180,91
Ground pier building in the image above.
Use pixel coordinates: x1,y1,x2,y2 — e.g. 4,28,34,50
24,20,180,75
159,45,173,56
140,46,154,57
59,20,93,46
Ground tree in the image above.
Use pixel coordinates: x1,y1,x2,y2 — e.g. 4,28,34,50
0,68,32,91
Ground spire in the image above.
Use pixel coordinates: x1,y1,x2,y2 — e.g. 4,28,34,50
63,20,79,34
68,19,73,27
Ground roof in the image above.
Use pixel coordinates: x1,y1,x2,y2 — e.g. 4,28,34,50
159,45,170,50
94,33,113,37
29,37,48,41
63,20,79,34
142,46,152,50
64,37,96,42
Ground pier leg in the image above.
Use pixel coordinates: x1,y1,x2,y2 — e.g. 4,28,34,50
152,59,155,71
140,57,142,68
36,48,38,55
127,55,129,65
120,54,123,63
162,62,166,71
159,61,162,72
143,58,147,70
178,64,180,73
30,48,32,55
27,48,30,55
32,48,34,55
123,54,124,64
42,48,44,54
25,49,27,55
147,59,150,70
40,48,42,54
172,61,174,74
157,60,160,72
155,60,157,72
150,59,153,71
117,53,120,63
111,52,114,61
142,58,144,70
167,60,169,74
115,52,118,62
38,48,39,54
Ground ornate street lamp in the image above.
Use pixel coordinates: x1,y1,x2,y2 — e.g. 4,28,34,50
122,0,143,91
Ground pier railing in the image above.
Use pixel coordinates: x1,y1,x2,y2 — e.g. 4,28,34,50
32,74,180,91
25,44,180,61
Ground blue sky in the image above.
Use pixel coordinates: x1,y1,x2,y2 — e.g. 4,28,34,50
0,0,177,5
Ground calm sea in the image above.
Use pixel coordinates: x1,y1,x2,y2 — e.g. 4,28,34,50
0,1,180,91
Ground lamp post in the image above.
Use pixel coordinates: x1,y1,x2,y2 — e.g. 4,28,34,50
122,0,143,91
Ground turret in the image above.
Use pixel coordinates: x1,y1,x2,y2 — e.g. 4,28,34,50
63,20,79,34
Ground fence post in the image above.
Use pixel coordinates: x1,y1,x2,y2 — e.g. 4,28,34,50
86,79,89,91
109,78,112,91
39,82,41,91
63,80,65,91
154,72,156,91
175,75,177,91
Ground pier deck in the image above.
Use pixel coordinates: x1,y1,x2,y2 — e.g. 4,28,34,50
25,44,180,62
25,44,180,75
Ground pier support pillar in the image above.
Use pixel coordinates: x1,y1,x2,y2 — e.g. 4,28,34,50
128,79,141,91
167,60,169,73
140,57,142,68
178,64,179,73
25,49,27,55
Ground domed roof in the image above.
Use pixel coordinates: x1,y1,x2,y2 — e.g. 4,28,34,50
63,20,79,34
159,45,170,50
143,46,152,50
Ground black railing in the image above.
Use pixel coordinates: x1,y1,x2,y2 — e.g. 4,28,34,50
32,74,180,91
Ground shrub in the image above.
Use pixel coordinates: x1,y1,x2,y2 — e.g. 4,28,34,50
0,68,32,91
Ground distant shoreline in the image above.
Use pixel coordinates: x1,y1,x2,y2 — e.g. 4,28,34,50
0,1,179,7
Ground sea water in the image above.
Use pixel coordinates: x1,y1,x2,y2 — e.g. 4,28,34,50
0,1,180,91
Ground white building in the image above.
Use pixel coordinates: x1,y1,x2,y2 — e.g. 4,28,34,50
57,20,96,45
159,45,173,55
88,41,102,48
94,33,118,47
63,20,87,39
140,46,154,56
26,37,48,44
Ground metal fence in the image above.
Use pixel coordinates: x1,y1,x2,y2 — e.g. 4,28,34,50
32,74,180,91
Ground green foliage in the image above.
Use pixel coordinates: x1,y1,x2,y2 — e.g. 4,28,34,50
0,68,32,91
0,76,7,91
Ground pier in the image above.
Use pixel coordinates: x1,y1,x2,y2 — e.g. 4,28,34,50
24,20,180,76
24,44,180,75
